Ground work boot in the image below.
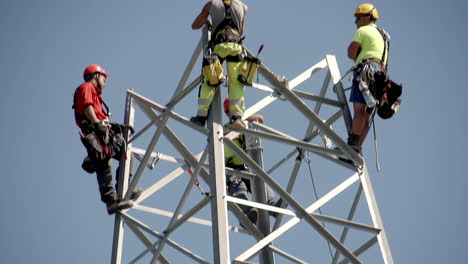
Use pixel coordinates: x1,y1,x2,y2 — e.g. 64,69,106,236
240,208,258,229
230,115,245,128
130,188,144,201
347,134,362,154
106,200,134,215
190,116,207,127
246,208,258,224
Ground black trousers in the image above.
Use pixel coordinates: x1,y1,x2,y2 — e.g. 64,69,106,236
93,152,135,205
94,157,117,205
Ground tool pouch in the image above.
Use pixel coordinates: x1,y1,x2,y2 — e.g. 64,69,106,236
80,132,107,163
81,156,96,174
202,55,224,86
238,56,260,86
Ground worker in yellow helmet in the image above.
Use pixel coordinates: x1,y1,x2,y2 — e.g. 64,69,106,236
346,3,389,154
190,0,248,128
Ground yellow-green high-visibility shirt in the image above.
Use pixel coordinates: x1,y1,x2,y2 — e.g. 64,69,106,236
352,23,386,66
224,135,246,167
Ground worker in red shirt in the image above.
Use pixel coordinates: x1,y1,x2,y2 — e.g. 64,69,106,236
74,64,142,214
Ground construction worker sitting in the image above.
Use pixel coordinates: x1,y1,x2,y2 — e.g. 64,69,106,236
223,98,282,225
73,64,143,215
190,0,248,128
346,3,389,154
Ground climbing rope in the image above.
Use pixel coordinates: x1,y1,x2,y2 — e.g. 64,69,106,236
300,149,334,260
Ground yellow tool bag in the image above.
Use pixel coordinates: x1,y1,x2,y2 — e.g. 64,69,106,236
202,55,224,86
238,56,260,86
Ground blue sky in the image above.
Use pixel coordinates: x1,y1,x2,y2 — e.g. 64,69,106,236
1,0,467,263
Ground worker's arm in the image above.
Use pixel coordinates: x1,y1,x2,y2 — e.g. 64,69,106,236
246,114,264,124
192,1,212,30
347,41,361,61
84,105,100,124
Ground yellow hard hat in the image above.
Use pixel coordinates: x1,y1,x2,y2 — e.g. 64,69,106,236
354,3,379,21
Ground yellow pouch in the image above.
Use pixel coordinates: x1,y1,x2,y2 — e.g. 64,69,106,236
238,57,260,86
202,55,224,86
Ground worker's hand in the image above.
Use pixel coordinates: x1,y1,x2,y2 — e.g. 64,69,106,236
110,122,135,135
93,120,109,136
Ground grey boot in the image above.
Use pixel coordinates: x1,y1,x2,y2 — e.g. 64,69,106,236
106,200,134,215
130,188,144,201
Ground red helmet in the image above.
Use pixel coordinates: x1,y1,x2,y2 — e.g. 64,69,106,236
83,64,108,80
223,98,230,114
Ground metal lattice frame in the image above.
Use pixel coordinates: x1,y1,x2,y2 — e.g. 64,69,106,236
110,28,394,264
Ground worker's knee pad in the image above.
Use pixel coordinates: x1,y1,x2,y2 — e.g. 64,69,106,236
238,56,260,86
202,55,224,86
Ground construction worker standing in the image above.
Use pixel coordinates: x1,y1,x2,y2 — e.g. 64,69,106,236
73,64,142,215
346,3,389,153
190,0,248,127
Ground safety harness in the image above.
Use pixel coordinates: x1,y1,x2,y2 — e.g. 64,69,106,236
73,85,114,170
211,0,243,46
202,0,260,87
356,26,402,119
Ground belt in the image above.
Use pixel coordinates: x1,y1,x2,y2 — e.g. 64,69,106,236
360,58,383,67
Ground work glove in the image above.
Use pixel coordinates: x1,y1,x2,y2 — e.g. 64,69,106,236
110,122,135,135
93,120,109,136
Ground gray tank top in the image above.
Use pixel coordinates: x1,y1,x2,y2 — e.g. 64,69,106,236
210,0,248,34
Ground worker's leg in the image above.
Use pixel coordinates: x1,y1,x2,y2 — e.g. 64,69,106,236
213,43,245,119
95,158,117,205
114,154,143,201
348,69,370,152
358,110,371,145
227,174,250,213
352,102,370,136
196,81,216,117
265,185,280,207
227,174,258,225
227,61,245,118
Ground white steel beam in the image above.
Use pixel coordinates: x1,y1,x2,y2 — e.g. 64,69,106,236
151,145,210,261
121,212,210,263
359,165,394,263
226,138,362,263
333,185,364,264
234,172,361,262
207,90,231,263
111,93,135,264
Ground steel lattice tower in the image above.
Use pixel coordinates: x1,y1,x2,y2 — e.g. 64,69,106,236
109,27,393,264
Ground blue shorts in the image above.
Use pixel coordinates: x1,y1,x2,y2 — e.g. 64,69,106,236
349,70,366,104
349,63,382,105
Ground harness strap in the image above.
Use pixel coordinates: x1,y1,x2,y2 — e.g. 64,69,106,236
376,26,390,71
211,0,243,46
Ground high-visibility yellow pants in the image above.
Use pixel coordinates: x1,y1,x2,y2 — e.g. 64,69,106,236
197,42,245,117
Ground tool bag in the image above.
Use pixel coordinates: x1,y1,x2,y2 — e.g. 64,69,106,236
238,55,260,86
202,54,225,86
372,72,402,119
368,27,403,119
